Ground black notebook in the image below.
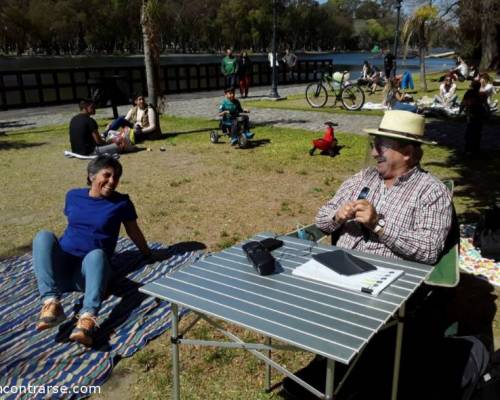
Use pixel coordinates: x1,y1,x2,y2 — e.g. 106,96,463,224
312,250,376,276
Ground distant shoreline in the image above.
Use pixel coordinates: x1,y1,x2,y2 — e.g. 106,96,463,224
0,51,455,73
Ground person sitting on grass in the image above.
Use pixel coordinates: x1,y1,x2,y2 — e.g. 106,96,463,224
33,155,152,347
218,88,253,145
382,77,418,113
69,99,119,156
479,73,498,111
450,56,468,82
367,64,385,94
434,75,458,108
124,94,161,139
359,60,373,84
104,94,161,146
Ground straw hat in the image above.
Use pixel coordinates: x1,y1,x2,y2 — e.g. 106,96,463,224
363,110,436,145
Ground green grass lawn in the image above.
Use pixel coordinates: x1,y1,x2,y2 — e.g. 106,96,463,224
1,113,499,399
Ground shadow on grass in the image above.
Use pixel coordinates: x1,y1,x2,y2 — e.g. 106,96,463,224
253,119,309,127
0,120,35,130
424,117,500,222
240,138,271,149
0,140,47,151
160,127,217,138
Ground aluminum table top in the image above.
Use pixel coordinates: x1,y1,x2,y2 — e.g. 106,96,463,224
140,232,433,364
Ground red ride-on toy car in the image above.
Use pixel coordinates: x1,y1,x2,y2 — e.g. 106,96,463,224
309,121,339,156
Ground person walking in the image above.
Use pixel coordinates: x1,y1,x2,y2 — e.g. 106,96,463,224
282,48,298,81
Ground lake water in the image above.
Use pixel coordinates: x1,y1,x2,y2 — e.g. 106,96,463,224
0,51,455,75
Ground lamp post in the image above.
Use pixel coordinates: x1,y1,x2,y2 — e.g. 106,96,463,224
392,0,403,77
270,0,280,99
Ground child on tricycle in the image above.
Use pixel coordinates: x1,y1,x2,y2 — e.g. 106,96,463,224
211,88,254,147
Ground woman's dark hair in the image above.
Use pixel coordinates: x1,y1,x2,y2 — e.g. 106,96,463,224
86,155,123,185
132,93,145,104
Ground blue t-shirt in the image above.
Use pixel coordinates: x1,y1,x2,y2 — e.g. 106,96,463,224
59,188,138,258
219,98,243,124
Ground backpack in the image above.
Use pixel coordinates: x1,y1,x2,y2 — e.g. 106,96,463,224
473,204,500,261
451,335,492,400
471,350,500,400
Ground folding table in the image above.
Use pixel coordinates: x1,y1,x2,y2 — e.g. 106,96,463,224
140,232,433,400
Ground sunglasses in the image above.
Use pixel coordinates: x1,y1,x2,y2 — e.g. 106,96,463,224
369,137,400,152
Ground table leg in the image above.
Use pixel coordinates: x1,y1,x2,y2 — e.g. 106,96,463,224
391,303,406,400
325,358,335,400
265,337,271,391
171,303,180,400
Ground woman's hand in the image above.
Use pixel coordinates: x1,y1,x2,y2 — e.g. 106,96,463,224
123,220,151,258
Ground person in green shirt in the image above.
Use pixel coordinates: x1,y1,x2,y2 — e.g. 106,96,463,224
218,88,252,145
221,48,239,90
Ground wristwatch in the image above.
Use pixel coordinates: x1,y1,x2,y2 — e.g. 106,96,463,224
373,217,386,234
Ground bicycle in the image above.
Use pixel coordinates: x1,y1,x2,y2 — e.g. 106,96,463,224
305,70,365,111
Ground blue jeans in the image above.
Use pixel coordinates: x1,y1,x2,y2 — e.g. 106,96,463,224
224,74,238,90
32,230,112,316
392,101,418,113
107,116,132,131
401,71,414,90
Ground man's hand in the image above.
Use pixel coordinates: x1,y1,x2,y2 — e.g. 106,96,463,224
335,201,356,225
352,200,378,230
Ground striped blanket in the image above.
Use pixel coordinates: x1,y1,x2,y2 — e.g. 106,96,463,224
0,238,202,399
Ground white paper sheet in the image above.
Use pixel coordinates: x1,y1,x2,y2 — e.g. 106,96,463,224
292,258,403,296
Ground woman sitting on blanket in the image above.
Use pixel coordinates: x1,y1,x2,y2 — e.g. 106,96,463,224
479,73,498,110
106,94,161,141
33,155,151,346
433,74,458,108
382,77,418,113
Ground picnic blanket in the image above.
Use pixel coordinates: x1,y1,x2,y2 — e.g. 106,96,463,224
460,224,500,287
63,151,97,160
0,238,202,399
361,101,387,110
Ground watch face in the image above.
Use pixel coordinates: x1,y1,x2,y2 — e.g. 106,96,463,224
378,218,385,227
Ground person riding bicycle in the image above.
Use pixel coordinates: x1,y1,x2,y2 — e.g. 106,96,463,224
218,88,253,145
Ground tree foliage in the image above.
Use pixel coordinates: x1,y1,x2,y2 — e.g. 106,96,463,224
4,0,494,63
0,0,405,55
401,4,439,91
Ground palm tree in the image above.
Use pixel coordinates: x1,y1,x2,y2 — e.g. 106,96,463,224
141,0,162,109
401,5,438,92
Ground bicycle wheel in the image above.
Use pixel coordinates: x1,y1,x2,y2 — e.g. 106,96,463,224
305,83,328,108
340,85,365,111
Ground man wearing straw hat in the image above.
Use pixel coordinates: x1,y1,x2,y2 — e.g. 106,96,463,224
316,110,453,265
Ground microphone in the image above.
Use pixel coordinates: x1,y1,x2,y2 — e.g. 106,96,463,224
357,187,370,241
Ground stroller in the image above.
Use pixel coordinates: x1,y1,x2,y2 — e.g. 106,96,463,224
309,121,339,156
210,113,254,149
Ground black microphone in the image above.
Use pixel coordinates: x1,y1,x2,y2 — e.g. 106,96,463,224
357,187,370,241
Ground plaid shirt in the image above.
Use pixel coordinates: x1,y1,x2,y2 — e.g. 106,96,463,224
315,166,453,264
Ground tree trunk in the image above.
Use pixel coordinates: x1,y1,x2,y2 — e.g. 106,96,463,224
419,23,427,91
479,0,498,69
141,0,161,109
